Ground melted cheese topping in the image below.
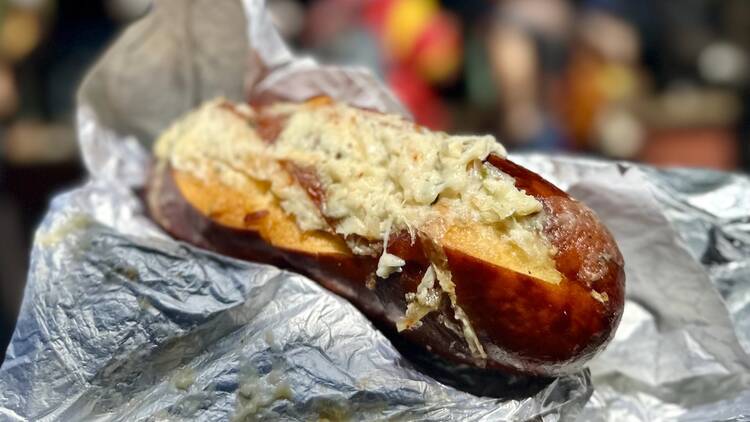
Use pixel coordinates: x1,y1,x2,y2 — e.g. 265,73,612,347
155,98,561,361
266,101,542,242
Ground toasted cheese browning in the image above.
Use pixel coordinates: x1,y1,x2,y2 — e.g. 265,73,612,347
155,98,564,361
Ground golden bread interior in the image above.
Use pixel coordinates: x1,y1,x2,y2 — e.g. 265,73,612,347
173,167,561,283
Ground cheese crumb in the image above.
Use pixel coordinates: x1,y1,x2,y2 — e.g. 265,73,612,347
591,290,609,304
376,220,406,279
376,252,406,279
398,266,441,331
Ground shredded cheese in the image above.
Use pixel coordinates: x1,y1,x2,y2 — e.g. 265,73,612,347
266,101,542,245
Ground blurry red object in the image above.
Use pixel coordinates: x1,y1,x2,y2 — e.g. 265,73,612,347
361,0,458,129
641,128,738,171
362,0,395,33
410,11,461,83
364,0,462,84
388,66,451,130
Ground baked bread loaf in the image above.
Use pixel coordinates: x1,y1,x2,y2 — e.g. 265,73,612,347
146,97,625,376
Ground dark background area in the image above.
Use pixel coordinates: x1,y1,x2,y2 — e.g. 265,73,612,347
1,0,749,362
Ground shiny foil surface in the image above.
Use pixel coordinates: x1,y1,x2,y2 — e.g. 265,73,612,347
1,0,750,420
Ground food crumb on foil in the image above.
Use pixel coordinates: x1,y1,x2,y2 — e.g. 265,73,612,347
173,367,196,391
35,213,92,247
233,366,293,421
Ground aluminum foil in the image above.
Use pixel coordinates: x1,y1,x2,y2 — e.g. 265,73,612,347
1,0,750,420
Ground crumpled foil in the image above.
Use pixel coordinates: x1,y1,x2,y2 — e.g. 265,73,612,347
1,0,749,420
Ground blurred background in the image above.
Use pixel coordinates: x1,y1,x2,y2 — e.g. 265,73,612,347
1,0,749,360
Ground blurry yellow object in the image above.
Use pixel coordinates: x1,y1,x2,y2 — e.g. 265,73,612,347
0,8,41,62
598,64,638,101
595,106,644,159
384,0,437,60
413,13,461,83
562,51,642,148
416,35,459,82
562,53,603,146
